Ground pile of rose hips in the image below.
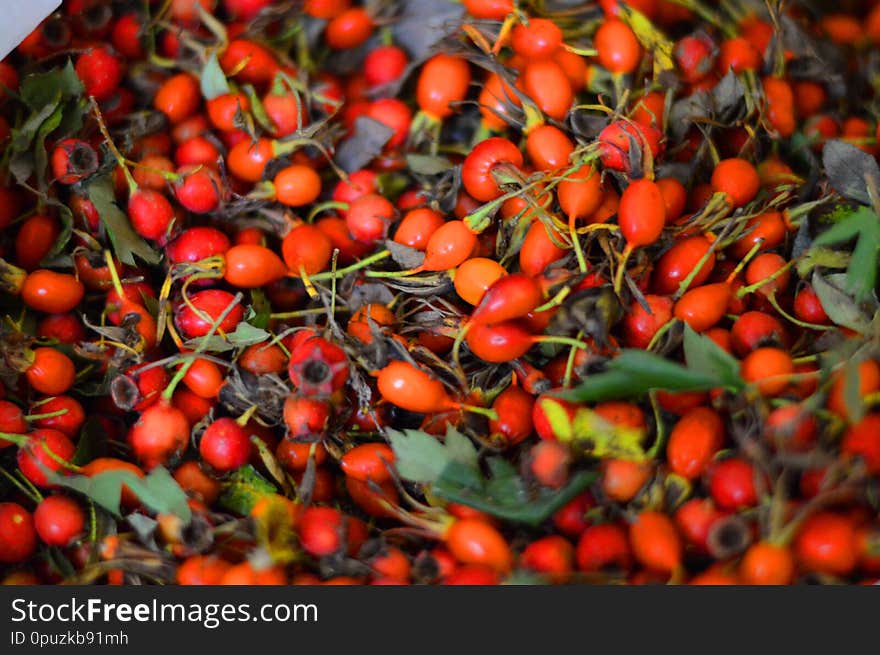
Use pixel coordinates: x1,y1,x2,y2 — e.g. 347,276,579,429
0,0,879,586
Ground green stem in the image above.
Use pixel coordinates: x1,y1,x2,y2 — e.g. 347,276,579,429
308,250,392,281
459,404,499,421
161,292,245,402
25,408,69,422
766,293,834,332
0,467,42,504
532,335,589,350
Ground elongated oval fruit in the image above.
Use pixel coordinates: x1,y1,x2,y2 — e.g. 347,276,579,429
470,273,543,326
376,361,456,413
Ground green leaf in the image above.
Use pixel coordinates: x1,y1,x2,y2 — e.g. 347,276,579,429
249,289,271,329
20,60,84,110
34,105,65,192
570,408,648,461
200,51,231,101
683,325,745,390
618,5,675,76
443,426,478,470
431,470,596,527
49,466,191,524
811,272,871,333
12,99,61,152
71,417,109,466
392,426,597,526
40,202,74,266
796,246,850,278
405,154,454,176
185,321,270,353
217,464,277,516
561,352,711,403
388,428,451,484
483,457,526,502
822,139,880,205
87,176,162,266
812,205,880,302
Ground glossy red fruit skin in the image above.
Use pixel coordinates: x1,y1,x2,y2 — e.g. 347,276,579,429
708,458,759,510
794,512,857,577
653,236,715,295
0,503,37,563
166,227,231,264
619,179,666,246
520,535,574,583
576,523,632,572
75,46,123,101
470,274,543,326
730,311,788,357
598,120,662,173
283,395,330,437
462,137,524,201
17,429,76,488
416,54,472,120
31,395,86,437
488,384,535,447
298,506,345,557
674,498,726,553
128,189,175,241
666,406,724,480
199,418,252,472
34,495,85,547
127,401,190,470
622,294,673,349
346,193,395,245
175,167,223,213
465,321,534,363
340,443,395,483
174,289,245,338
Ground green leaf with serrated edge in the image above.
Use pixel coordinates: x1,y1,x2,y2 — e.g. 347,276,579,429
483,457,526,503
570,408,648,461
72,417,109,466
20,60,84,110
435,459,485,494
683,325,745,390
40,202,73,266
48,466,191,524
430,470,596,527
217,464,277,516
34,105,64,192
811,272,871,333
200,51,231,101
388,428,451,484
796,246,850,277
129,466,192,522
12,99,60,152
812,205,880,302
443,426,478,469
561,343,744,403
87,176,162,266
185,321,270,352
